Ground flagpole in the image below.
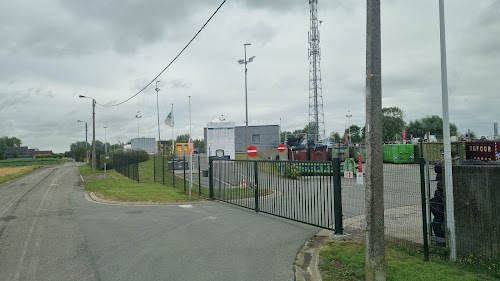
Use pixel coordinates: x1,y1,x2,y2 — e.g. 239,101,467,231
171,103,174,156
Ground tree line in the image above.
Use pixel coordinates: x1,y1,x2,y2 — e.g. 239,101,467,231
282,107,474,144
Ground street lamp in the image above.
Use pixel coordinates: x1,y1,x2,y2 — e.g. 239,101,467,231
238,43,256,158
346,110,352,145
155,81,161,155
79,95,96,172
135,111,141,139
77,120,88,164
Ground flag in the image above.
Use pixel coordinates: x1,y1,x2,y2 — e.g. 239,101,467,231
165,110,174,127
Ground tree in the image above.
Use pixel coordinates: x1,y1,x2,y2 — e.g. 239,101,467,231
176,134,190,143
69,141,88,161
2,136,22,147
281,130,292,142
329,131,341,142
0,138,6,159
382,107,406,142
406,115,458,140
193,138,204,150
344,125,362,143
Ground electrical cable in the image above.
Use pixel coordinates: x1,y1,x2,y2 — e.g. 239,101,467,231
96,0,227,108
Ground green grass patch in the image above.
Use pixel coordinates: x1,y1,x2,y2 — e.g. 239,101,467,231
0,166,39,184
79,158,210,202
0,158,64,167
319,240,499,280
79,157,271,202
80,167,206,202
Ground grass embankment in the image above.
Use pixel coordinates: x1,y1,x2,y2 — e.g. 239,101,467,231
80,157,264,202
0,166,39,184
79,162,205,202
0,158,64,167
0,158,64,184
319,240,499,280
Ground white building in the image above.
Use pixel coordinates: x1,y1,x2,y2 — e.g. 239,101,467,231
131,137,157,154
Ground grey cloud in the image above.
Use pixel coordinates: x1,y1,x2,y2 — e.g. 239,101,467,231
168,79,190,88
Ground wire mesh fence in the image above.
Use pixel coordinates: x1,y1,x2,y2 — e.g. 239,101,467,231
152,152,204,196
113,152,139,182
341,161,425,245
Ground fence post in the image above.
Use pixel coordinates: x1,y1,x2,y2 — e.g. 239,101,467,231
333,158,343,234
136,150,139,183
420,157,430,261
153,153,156,182
209,157,214,199
162,149,165,185
172,158,176,188
183,156,187,193
198,153,201,196
254,161,259,213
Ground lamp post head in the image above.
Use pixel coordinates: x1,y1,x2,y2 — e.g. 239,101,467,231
79,95,85,98
238,59,245,64
155,81,160,92
248,56,256,62
244,43,251,46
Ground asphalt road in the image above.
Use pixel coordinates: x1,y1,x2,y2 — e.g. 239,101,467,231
0,163,99,281
0,163,319,281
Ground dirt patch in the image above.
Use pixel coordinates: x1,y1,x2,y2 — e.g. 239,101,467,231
0,166,33,177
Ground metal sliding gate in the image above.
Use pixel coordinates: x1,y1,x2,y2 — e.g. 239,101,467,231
209,158,343,232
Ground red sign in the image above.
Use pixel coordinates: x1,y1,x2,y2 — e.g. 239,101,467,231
358,154,362,172
345,133,348,144
247,145,258,157
277,144,286,152
188,138,194,154
403,129,406,141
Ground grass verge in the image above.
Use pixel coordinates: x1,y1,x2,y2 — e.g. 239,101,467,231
319,240,499,280
79,165,205,202
79,158,270,202
0,158,64,167
0,166,39,184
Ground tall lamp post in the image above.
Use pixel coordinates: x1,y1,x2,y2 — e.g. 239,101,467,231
79,95,96,172
346,110,352,145
77,120,88,164
135,111,141,138
155,81,161,155
238,43,256,158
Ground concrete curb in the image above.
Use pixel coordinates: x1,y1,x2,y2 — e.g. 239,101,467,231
294,229,354,281
84,191,216,206
294,230,330,281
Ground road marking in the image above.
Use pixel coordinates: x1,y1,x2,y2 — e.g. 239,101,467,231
178,205,193,208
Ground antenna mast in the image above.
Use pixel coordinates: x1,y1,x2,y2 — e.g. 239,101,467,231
308,0,325,144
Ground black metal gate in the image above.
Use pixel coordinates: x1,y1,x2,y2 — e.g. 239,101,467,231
209,158,343,232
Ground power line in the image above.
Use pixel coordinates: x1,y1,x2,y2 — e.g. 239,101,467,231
97,0,227,108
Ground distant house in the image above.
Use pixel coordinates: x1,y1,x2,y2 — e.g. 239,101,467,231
5,147,32,159
5,147,53,159
34,151,53,157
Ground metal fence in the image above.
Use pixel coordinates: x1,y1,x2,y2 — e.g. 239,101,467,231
208,157,434,249
113,152,139,182
153,152,203,196
342,160,427,246
209,158,343,231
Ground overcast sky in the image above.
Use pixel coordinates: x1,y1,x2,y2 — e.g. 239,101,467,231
1,0,499,153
